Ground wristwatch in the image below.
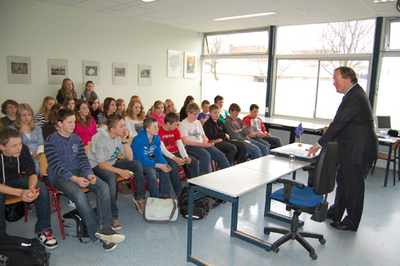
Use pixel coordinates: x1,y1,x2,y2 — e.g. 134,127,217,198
121,141,128,144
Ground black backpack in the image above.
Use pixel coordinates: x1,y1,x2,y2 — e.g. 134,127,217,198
0,236,50,266
62,208,95,243
178,186,209,220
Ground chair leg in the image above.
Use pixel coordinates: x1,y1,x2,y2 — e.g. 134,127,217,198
295,232,317,258
54,192,65,239
370,160,377,175
116,183,119,200
24,203,28,222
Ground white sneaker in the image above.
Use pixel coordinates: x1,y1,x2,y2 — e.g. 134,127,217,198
68,200,76,208
37,229,58,249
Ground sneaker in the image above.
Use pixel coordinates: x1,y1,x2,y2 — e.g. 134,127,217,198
100,239,117,251
113,219,121,230
68,200,76,208
95,227,125,243
118,182,131,194
38,229,58,249
132,197,146,214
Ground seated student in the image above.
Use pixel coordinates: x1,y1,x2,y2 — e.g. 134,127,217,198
1,99,18,128
11,103,44,176
178,103,230,174
97,97,117,127
81,81,99,102
42,104,63,140
164,99,177,115
204,104,247,165
225,103,270,159
74,99,97,146
87,113,145,220
45,109,125,251
34,96,56,128
150,100,166,128
125,98,145,139
243,104,283,149
0,128,58,249
198,100,210,126
88,96,101,125
56,78,77,104
159,113,200,196
214,95,229,123
63,97,75,111
179,95,194,121
116,99,125,118
131,117,172,199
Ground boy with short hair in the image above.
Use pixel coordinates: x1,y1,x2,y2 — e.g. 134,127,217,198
214,95,229,123
131,117,172,199
1,99,18,128
197,100,210,126
225,103,270,158
0,128,58,249
203,104,247,164
45,109,124,251
159,113,200,196
87,113,145,218
178,103,230,174
243,104,283,149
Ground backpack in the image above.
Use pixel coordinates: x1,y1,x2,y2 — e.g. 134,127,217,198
62,208,96,243
0,236,50,266
178,186,209,220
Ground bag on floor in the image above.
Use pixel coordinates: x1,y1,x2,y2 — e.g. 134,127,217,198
143,197,178,224
178,186,209,220
0,236,50,266
62,208,96,243
5,202,25,222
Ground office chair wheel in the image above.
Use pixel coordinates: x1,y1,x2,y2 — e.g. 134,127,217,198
319,238,326,245
263,228,270,235
271,247,279,254
310,253,318,260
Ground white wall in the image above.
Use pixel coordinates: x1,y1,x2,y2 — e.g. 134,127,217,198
0,0,203,112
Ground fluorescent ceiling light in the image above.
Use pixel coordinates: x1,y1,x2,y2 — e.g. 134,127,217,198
142,0,158,2
215,12,277,21
373,0,395,3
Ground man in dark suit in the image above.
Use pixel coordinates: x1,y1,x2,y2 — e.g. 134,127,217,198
308,66,378,232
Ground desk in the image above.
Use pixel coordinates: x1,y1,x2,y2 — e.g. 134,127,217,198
261,117,326,143
186,155,309,265
272,142,319,160
377,137,399,187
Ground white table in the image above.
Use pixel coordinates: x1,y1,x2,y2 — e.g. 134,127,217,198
186,155,309,265
272,142,320,160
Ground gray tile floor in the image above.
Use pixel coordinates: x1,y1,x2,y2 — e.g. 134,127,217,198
6,167,400,266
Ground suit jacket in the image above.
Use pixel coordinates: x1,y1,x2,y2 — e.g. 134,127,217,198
318,84,378,165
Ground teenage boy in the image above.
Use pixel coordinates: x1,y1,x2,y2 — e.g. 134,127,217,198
203,104,247,164
243,104,283,149
1,99,18,128
225,103,270,159
45,109,124,251
197,100,210,126
0,128,58,249
87,113,145,220
159,113,200,196
178,103,230,174
214,95,229,123
131,117,171,199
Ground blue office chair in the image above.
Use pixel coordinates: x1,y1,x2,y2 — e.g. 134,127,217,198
264,141,338,260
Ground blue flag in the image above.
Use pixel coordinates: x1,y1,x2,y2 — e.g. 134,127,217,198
295,122,304,137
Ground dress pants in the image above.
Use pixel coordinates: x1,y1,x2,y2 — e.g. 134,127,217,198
328,163,368,230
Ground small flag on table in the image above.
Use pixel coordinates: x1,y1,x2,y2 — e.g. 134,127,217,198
295,122,304,137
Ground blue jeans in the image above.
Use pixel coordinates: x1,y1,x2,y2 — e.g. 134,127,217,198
254,136,283,148
186,146,230,174
142,158,170,198
93,159,144,219
51,170,113,242
163,153,199,196
33,158,40,177
0,175,51,236
242,139,269,158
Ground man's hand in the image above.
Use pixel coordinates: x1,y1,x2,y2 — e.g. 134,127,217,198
184,157,191,164
307,144,320,157
225,133,230,140
70,176,90,188
20,188,40,202
121,128,130,141
118,169,133,180
157,164,172,173
172,156,185,166
87,174,97,184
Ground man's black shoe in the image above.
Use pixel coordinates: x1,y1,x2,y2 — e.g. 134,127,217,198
330,221,357,232
326,212,337,222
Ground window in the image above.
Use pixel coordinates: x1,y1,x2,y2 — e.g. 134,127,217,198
388,21,400,50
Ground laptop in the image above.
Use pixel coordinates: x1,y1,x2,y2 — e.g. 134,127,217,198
376,116,391,139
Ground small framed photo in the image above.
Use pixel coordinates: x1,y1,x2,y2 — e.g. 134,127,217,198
48,59,68,84
167,50,181,78
138,64,151,86
112,62,127,85
184,52,196,79
7,56,31,84
83,60,100,84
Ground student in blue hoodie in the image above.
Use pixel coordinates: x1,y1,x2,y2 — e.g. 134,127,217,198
131,117,171,199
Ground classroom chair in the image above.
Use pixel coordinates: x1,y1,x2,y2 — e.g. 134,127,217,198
5,195,28,223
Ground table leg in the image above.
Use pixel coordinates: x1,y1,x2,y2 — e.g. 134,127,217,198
384,143,393,187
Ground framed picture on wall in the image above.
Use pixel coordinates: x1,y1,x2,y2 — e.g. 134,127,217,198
48,58,68,84
112,62,127,85
167,50,181,78
7,56,31,84
184,52,196,79
82,60,100,84
138,64,152,86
